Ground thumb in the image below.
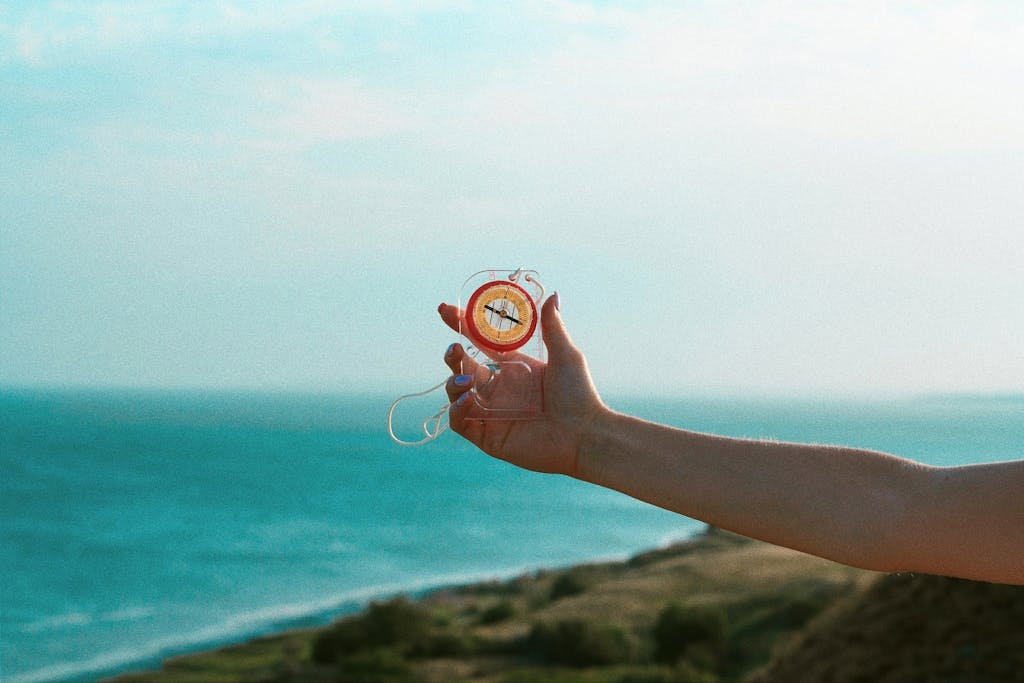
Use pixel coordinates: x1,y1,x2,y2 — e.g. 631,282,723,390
540,293,580,363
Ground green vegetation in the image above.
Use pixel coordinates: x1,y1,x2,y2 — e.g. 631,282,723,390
311,596,477,664
651,602,727,666
311,597,432,663
749,573,1024,682
117,528,972,683
499,663,716,683
526,619,632,667
333,648,414,683
548,567,594,601
478,598,517,625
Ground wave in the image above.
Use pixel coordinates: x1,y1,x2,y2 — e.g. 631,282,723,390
6,561,620,683
20,606,154,635
20,611,92,634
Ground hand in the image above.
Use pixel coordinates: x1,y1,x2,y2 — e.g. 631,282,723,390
438,294,607,476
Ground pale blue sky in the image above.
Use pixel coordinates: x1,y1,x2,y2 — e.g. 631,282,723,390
2,1,1023,396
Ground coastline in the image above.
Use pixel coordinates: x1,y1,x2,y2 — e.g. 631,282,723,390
21,531,701,683
58,526,1024,683
9,390,1021,683
103,527,875,683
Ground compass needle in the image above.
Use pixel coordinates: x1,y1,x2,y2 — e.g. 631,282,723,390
465,277,537,352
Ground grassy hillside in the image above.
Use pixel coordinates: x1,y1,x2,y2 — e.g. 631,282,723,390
108,528,872,683
748,571,1024,682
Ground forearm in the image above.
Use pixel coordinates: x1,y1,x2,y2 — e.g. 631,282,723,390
574,407,930,572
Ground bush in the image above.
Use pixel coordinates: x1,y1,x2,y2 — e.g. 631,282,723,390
621,663,718,683
479,599,517,625
311,597,433,664
651,603,727,665
411,630,477,658
666,661,720,683
550,569,591,601
527,619,632,667
771,594,830,629
335,648,415,683
500,665,710,683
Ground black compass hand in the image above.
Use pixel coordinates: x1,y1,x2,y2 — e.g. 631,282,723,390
484,304,522,325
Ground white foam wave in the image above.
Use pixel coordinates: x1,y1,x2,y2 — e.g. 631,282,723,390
102,606,155,623
21,611,92,634
5,566,543,683
7,534,708,683
20,605,155,636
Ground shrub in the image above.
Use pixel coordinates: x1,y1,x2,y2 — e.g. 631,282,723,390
335,648,415,683
550,569,591,601
621,663,718,683
311,597,433,664
411,630,477,658
771,594,830,629
667,661,720,683
500,665,709,683
527,619,632,667
479,599,517,625
651,603,727,665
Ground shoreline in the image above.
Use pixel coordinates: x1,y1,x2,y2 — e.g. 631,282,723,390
16,531,705,683
103,527,876,683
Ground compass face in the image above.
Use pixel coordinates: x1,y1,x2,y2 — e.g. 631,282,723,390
465,280,538,352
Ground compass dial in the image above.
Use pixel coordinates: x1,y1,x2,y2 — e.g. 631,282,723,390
465,280,538,352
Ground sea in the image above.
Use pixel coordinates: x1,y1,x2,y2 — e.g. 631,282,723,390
1,389,1021,682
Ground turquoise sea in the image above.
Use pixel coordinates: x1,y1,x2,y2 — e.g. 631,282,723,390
2,389,1022,682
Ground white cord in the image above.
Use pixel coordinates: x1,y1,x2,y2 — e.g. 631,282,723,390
387,377,452,446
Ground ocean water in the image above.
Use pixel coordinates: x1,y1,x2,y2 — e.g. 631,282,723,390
1,390,1021,682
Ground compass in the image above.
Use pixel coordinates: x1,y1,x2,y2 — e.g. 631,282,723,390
464,279,538,352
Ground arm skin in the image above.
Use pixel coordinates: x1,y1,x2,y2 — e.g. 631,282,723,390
439,295,1024,585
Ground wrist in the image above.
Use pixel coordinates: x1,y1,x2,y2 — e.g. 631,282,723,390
569,404,623,481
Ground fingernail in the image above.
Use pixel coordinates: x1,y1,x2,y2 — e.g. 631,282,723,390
552,292,561,311
456,391,470,406
454,374,471,387
446,343,457,357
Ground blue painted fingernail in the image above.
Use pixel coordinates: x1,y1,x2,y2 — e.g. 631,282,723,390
456,392,470,406
454,374,471,387
446,343,457,357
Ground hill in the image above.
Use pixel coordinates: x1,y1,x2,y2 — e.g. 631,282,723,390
109,528,1024,683
108,528,870,682
749,571,1024,682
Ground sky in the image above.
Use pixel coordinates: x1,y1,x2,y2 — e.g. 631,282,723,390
2,0,1023,397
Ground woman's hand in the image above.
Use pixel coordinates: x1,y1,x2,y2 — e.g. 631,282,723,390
438,294,607,476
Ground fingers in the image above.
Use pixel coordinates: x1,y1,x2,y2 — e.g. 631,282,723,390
442,341,483,405
448,389,479,444
540,292,581,364
438,302,493,359
443,340,464,375
437,302,462,336
443,351,479,440
442,341,498,442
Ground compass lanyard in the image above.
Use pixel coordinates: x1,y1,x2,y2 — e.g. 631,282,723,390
386,346,483,447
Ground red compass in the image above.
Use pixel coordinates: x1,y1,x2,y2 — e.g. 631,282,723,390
464,279,539,352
